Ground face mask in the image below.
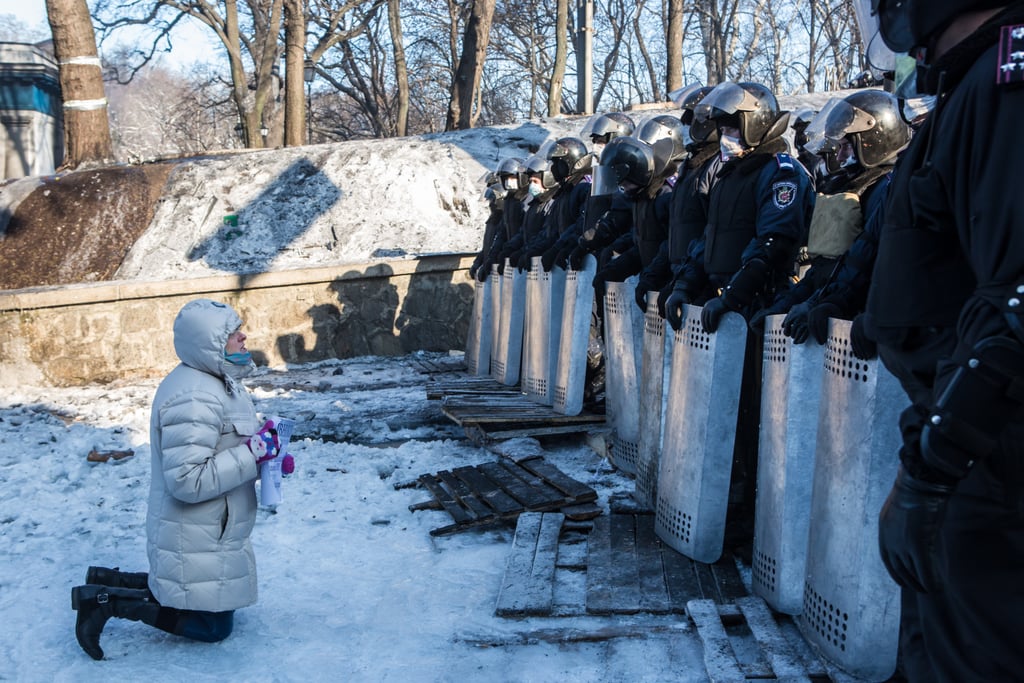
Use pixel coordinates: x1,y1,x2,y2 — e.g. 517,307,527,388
503,177,518,191
719,134,746,162
224,350,253,366
901,95,936,125
527,183,544,198
841,152,859,168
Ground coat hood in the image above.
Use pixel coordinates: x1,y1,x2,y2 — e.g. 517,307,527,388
172,299,244,378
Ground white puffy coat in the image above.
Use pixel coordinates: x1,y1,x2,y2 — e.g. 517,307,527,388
146,299,260,612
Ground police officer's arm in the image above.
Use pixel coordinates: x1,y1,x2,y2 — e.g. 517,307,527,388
915,79,1024,481
719,159,813,311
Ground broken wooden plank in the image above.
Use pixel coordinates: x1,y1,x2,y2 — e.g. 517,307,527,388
662,545,701,614
478,461,565,510
518,457,598,502
495,512,564,616
436,470,493,520
636,515,672,614
416,473,475,525
586,514,642,614
688,599,747,683
736,597,813,683
451,465,521,515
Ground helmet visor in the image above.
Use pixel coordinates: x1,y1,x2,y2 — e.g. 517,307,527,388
693,82,762,123
668,83,705,109
823,99,878,139
801,99,842,156
872,0,914,53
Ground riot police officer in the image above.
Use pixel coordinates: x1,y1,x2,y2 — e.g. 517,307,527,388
868,1,1024,680
662,81,814,554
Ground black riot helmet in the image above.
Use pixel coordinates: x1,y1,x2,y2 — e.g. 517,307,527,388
497,157,525,192
635,115,689,162
669,83,717,143
548,137,593,185
585,111,636,145
873,0,1008,53
820,90,910,168
524,153,558,190
693,81,790,148
600,137,656,198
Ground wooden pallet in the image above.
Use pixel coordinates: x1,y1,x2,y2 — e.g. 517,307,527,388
688,597,834,682
495,512,747,618
408,457,598,536
425,374,605,442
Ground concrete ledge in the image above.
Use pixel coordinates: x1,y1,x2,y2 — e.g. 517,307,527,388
0,253,477,387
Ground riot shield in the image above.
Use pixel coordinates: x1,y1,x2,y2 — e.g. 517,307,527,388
655,304,748,563
797,318,905,681
603,277,644,475
751,315,825,614
465,278,493,376
488,267,503,375
634,290,672,508
523,257,565,404
492,259,526,386
553,254,597,415
584,164,616,234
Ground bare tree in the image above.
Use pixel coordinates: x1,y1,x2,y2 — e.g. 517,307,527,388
445,0,496,130
283,0,306,146
46,0,114,168
387,0,410,135
665,0,684,93
546,0,568,116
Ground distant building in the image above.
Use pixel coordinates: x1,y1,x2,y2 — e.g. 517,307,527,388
0,41,63,179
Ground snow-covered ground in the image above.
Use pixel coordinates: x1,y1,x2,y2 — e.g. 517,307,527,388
0,352,731,682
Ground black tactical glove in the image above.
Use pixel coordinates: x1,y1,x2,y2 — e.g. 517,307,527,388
516,251,532,272
656,282,674,319
781,301,812,344
664,283,691,331
541,243,562,272
850,313,878,360
747,300,787,334
568,245,589,271
469,263,479,280
476,261,492,282
806,302,843,344
700,296,730,333
878,464,955,594
634,279,655,313
555,245,574,270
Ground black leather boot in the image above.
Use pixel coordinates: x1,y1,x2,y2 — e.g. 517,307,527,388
71,585,161,660
85,566,150,590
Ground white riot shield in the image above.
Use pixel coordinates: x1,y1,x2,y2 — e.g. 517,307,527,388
655,304,748,563
488,268,503,375
522,258,566,404
752,315,825,614
634,291,672,508
797,318,905,681
492,260,526,386
553,255,597,415
465,279,492,376
603,277,644,475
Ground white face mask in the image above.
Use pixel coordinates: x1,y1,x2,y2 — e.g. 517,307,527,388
719,134,746,161
504,177,518,191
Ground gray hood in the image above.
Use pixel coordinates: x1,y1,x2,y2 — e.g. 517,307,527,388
172,299,243,378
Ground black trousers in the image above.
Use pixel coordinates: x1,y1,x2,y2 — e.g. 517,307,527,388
898,455,1024,681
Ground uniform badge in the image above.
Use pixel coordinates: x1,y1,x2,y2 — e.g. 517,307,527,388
772,181,797,210
997,24,1024,85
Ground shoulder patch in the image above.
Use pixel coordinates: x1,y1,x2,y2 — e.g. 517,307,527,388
772,181,798,210
997,24,1024,85
775,153,795,171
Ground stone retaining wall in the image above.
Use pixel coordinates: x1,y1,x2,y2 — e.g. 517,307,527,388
0,254,475,387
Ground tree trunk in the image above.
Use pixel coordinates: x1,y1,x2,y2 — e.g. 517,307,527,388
45,0,113,168
387,0,409,136
445,0,496,131
547,0,567,117
283,0,306,146
665,0,683,94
